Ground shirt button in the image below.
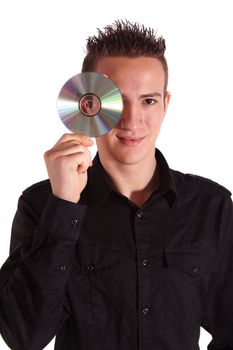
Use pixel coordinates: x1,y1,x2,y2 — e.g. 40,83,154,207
193,266,200,274
60,265,67,272
142,259,148,266
70,218,78,226
142,307,149,315
137,211,143,218
87,265,95,271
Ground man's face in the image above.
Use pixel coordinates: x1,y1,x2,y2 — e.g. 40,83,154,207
94,56,170,166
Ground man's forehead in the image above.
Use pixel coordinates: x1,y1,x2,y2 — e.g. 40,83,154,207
95,56,166,93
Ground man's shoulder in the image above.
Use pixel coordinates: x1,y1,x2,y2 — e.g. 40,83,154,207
22,179,52,196
171,169,232,197
16,180,53,217
185,173,232,196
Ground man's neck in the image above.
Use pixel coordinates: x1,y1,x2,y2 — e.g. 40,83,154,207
99,155,159,207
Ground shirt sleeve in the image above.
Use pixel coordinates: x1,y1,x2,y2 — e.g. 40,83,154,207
201,195,233,349
0,192,86,350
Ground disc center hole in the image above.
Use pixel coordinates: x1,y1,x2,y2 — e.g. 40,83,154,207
79,93,101,117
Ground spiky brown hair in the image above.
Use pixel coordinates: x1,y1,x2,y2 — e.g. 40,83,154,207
82,20,168,92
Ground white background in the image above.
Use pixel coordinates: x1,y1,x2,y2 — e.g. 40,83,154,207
0,0,232,349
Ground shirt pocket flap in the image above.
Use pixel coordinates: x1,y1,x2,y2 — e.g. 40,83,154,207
164,250,219,277
75,245,123,272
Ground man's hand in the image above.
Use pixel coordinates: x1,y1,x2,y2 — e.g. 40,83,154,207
44,133,93,203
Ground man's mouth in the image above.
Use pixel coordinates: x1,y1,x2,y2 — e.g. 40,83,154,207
116,136,145,146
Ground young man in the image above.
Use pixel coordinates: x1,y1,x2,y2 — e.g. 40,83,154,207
0,20,233,350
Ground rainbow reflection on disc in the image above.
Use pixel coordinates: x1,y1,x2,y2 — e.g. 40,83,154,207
57,72,123,137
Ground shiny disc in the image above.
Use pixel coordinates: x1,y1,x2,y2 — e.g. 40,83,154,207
57,72,123,137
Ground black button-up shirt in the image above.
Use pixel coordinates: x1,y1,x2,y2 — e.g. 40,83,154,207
0,149,233,350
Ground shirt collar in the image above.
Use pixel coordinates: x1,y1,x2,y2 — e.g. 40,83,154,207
80,148,178,209
155,148,178,208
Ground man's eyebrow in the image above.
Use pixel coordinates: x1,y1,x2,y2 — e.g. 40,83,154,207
140,92,162,98
121,92,162,99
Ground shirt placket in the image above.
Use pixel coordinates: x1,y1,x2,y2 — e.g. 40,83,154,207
134,208,152,349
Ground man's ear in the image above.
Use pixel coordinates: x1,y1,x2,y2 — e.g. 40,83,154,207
164,91,171,114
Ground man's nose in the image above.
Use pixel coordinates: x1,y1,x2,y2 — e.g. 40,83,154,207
118,101,143,130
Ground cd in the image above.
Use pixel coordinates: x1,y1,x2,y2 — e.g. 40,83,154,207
57,72,123,137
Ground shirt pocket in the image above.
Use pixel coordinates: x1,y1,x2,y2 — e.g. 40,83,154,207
164,250,218,331
71,245,124,327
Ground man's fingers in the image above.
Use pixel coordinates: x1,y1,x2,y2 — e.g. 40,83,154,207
45,144,89,160
44,133,93,202
54,133,94,147
58,152,91,173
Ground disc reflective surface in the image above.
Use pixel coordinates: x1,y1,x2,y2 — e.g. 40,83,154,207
57,72,123,137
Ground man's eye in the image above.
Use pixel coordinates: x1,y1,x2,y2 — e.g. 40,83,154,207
144,98,157,105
